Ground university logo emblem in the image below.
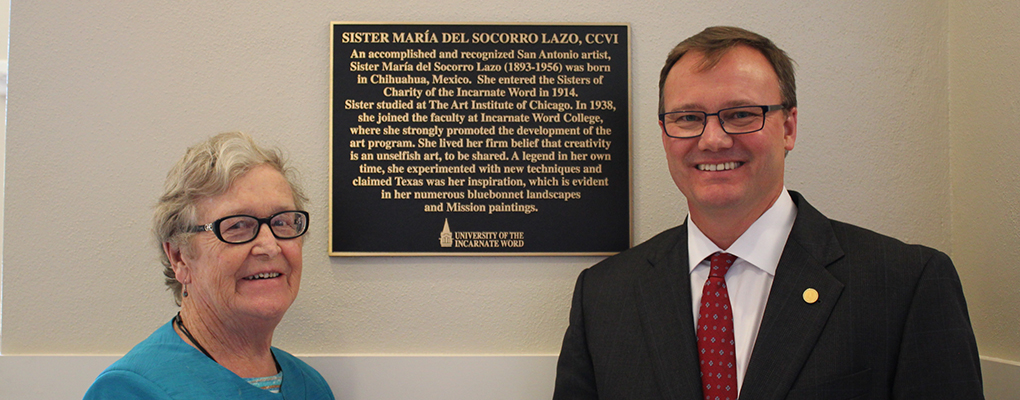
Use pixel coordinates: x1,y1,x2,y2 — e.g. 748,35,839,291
439,219,453,247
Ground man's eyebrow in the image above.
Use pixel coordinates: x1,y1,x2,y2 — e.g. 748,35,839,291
666,99,760,112
668,103,703,112
720,99,759,108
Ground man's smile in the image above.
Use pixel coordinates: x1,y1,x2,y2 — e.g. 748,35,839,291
696,161,743,171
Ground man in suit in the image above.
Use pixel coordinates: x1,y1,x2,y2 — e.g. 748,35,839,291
553,26,983,399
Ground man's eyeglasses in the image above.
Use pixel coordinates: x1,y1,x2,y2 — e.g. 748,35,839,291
188,210,309,244
659,104,784,139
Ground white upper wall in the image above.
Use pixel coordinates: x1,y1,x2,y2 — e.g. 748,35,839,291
949,0,1020,360
1,0,11,338
0,0,993,357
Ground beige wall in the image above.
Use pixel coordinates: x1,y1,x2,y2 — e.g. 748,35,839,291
949,0,1020,361
0,0,1014,364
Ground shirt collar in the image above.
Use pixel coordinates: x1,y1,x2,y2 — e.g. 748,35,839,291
688,188,798,275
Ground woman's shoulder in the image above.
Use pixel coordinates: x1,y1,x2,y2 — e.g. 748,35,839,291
104,320,195,373
84,319,220,399
272,348,335,399
84,367,175,400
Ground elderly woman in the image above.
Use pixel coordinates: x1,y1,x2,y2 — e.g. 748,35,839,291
84,132,333,399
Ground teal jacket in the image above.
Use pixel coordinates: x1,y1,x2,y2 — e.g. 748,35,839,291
84,319,334,399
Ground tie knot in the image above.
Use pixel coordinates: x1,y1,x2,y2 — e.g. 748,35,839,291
709,252,737,278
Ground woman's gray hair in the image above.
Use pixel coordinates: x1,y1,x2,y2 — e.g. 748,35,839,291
153,132,308,305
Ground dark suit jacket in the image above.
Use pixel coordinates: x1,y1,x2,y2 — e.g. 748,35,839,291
553,191,983,400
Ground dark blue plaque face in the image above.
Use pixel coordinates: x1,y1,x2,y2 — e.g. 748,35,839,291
331,23,630,255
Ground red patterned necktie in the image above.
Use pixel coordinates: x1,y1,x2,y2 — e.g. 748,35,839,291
697,252,738,400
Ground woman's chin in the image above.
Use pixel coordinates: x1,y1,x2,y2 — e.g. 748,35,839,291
231,295,295,323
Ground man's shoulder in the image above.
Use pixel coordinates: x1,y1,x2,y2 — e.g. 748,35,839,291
795,199,950,282
585,225,685,276
826,219,950,281
828,218,908,245
791,191,946,261
828,218,943,258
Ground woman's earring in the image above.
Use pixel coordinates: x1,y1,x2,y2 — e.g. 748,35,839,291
183,284,189,298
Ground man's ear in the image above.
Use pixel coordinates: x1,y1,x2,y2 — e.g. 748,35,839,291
163,241,191,284
783,106,798,152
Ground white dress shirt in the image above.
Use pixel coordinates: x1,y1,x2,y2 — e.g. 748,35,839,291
688,188,797,393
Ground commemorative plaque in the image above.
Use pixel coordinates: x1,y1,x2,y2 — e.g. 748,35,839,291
330,23,630,255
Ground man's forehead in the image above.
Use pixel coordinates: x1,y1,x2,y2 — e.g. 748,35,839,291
662,47,782,112
667,47,779,90
675,44,770,75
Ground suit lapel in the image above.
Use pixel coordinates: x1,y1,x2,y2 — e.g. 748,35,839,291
634,224,703,400
739,192,846,399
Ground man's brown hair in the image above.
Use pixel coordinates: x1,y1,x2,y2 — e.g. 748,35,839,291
658,26,796,114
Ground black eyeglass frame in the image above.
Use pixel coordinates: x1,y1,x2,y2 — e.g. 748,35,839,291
188,210,310,244
659,104,785,139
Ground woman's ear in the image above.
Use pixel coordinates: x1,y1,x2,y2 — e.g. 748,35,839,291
163,241,191,284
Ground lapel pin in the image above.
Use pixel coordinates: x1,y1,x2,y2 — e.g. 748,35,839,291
803,288,819,304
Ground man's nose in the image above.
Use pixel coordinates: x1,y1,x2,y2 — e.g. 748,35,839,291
698,116,733,151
